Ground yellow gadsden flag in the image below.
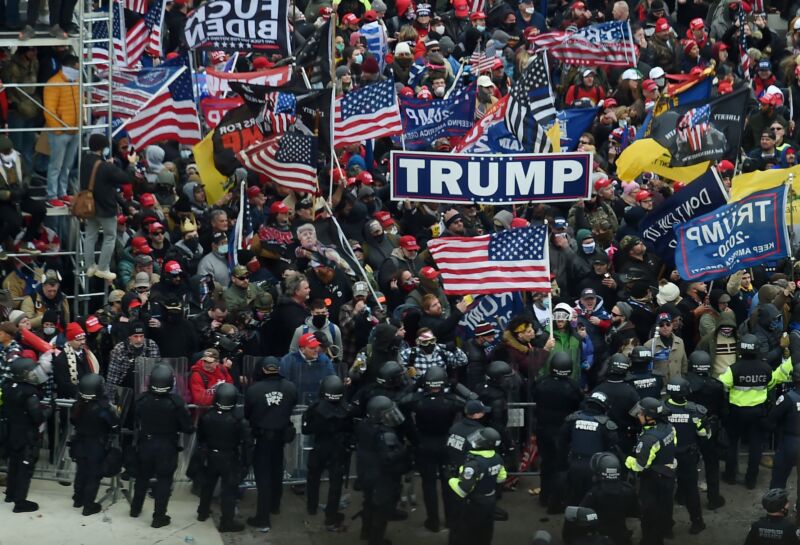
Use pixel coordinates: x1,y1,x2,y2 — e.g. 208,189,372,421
729,163,800,201
615,138,711,182
193,131,230,205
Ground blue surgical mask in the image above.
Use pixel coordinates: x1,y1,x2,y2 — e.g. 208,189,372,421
582,242,596,254
354,54,363,64
217,243,229,255
336,43,344,52
179,149,191,160
476,25,486,33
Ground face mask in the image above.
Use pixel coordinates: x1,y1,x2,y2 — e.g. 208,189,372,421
396,56,412,66
43,326,56,336
185,237,199,251
433,86,445,97
719,327,734,337
179,149,191,160
478,88,493,103
525,6,535,13
354,54,363,64
62,66,79,81
476,25,486,32
102,147,111,159
770,317,784,331
217,243,229,255
434,25,445,34
312,315,327,328
401,278,419,293
420,343,436,354
582,242,596,254
335,43,344,52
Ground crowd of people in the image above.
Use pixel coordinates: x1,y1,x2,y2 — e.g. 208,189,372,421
3,0,800,543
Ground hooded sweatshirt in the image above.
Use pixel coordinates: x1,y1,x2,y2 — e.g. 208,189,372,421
188,359,233,406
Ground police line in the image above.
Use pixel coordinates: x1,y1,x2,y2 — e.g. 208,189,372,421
390,151,594,205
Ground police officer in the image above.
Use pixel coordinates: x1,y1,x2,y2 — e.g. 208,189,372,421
130,364,194,528
244,356,298,530
477,360,515,468
592,354,640,455
627,346,663,400
579,452,639,545
560,392,619,505
196,383,252,533
768,365,800,513
357,395,412,545
354,361,412,413
2,358,49,512
407,365,464,532
685,350,727,509
302,375,354,531
720,334,793,489
562,506,613,545
70,374,120,516
532,352,584,510
665,377,708,534
625,398,677,545
446,399,489,468
745,488,800,545
448,427,507,545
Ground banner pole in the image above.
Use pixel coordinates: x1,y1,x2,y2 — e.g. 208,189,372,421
788,174,796,277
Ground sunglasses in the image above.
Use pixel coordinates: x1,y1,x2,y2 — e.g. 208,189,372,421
417,337,436,346
152,231,165,236
658,322,672,327
611,312,623,317
579,140,591,145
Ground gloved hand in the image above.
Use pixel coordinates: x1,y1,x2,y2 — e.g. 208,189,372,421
0,189,11,201
781,334,790,349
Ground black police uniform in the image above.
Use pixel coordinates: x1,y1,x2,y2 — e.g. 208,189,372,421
665,398,708,530
195,401,252,530
580,479,639,545
628,367,663,401
769,387,800,508
446,416,485,467
131,387,194,524
625,421,677,545
476,371,514,466
356,411,412,545
2,377,48,510
592,378,640,455
532,373,583,507
70,394,120,513
302,389,355,527
407,385,464,530
686,369,727,507
448,444,507,545
244,367,298,527
745,515,800,545
560,404,619,505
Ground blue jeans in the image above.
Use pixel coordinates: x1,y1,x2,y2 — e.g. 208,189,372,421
47,132,78,199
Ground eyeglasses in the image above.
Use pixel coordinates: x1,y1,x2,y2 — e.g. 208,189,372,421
579,139,591,145
771,126,784,131
429,48,441,53
417,337,436,346
611,312,623,317
152,231,165,236
135,287,150,293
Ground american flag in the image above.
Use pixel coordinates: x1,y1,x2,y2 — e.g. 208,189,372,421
204,66,293,97
94,64,183,124
126,0,166,65
238,133,319,194
123,0,148,14
738,7,750,81
470,43,496,74
124,54,202,148
91,2,127,71
260,92,297,134
428,226,551,295
334,79,403,147
680,104,710,152
505,51,557,153
468,0,484,14
529,21,636,67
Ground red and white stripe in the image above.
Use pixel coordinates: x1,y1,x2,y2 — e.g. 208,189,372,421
237,137,318,194
333,101,403,147
125,93,201,148
453,95,508,152
126,19,147,67
205,66,292,97
122,0,147,15
470,51,496,74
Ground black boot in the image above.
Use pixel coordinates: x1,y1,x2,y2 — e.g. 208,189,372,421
83,503,102,516
151,514,171,528
219,519,245,532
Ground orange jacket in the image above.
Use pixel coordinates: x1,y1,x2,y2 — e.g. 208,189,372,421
43,70,78,134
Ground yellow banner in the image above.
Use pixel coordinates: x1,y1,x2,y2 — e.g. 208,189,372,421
729,163,800,201
615,138,710,182
193,131,230,206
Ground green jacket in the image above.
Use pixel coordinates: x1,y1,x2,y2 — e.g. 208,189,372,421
540,329,581,381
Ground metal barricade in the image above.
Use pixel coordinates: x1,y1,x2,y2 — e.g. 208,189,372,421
506,401,539,477
133,356,190,401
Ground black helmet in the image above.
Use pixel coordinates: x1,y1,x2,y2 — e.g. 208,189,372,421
630,346,652,366
376,361,405,387
688,350,712,375
551,352,573,377
366,395,405,427
78,373,105,400
634,397,666,419
585,391,609,412
666,377,690,400
466,427,501,450
148,364,174,394
320,375,345,402
487,360,513,381
762,488,789,512
607,353,631,376
564,506,599,529
739,334,759,358
590,452,621,481
10,357,37,384
422,365,448,390
213,383,238,410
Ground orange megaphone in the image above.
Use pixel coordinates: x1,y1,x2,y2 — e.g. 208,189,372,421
20,328,54,355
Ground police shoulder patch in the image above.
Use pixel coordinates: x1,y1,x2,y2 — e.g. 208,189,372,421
463,467,475,479
777,395,785,405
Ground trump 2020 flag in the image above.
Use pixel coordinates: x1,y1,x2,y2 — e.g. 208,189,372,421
674,185,790,282
428,225,551,295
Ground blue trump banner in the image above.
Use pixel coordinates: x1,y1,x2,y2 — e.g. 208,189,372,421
397,83,476,149
674,185,790,281
457,292,525,344
639,169,728,265
390,150,593,204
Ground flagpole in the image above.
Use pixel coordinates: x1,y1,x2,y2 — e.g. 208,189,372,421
626,21,637,67
221,52,239,99
444,61,465,99
788,173,796,272
329,87,337,203
543,220,553,341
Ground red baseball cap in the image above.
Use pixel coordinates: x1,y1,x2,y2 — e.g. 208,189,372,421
299,332,321,348
571,1,585,8
356,171,373,185
594,178,612,191
84,315,102,334
164,260,182,275
470,11,486,20
399,235,420,251
420,266,440,279
454,1,468,16
690,17,705,30
363,9,378,22
148,222,164,234
270,201,290,215
636,190,653,202
342,13,360,25
717,159,735,173
602,97,618,110
247,186,262,199
374,210,394,227
642,79,658,93
252,57,273,70
139,193,156,207
511,217,530,228
655,17,670,32
117,214,127,225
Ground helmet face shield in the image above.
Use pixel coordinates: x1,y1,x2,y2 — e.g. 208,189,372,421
381,406,406,427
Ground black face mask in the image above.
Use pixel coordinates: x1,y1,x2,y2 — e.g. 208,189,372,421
420,343,436,354
312,315,326,328
185,238,199,251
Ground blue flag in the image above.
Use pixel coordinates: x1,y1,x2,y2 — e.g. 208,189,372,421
397,83,476,149
457,292,525,347
557,107,600,151
674,185,790,281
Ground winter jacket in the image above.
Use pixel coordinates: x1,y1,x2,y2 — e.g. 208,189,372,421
43,70,78,134
279,350,336,404
652,333,688,381
188,360,234,406
541,328,582,380
696,311,739,378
